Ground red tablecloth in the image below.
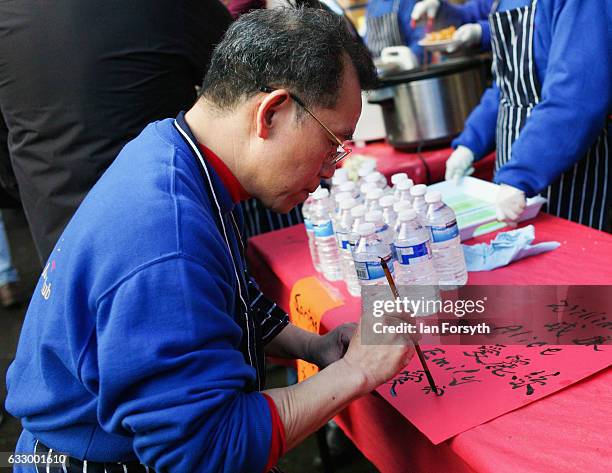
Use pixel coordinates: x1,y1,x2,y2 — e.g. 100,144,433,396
247,215,612,473
352,142,495,184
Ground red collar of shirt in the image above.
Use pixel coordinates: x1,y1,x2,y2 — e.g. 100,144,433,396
197,143,250,203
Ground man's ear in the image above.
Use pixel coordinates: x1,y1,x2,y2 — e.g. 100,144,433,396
256,90,290,139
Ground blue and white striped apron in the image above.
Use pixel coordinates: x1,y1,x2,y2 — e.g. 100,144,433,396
490,0,610,231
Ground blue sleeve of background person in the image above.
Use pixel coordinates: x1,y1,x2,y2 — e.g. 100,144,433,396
438,0,494,25
398,0,426,58
451,83,500,159
494,0,611,196
81,256,272,473
478,20,492,51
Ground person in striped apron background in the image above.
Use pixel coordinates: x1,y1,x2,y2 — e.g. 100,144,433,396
365,0,425,60
410,0,495,53
5,8,416,473
446,0,611,232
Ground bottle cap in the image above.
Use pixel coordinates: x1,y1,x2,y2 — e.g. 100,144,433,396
357,222,376,236
351,205,367,217
339,198,357,210
358,166,373,178
410,184,427,196
312,188,329,199
398,209,418,221
365,210,383,223
334,191,352,203
360,182,378,195
333,168,348,182
379,195,396,207
364,171,384,184
396,179,414,191
365,188,384,200
425,191,442,204
391,173,408,185
393,200,412,212
339,181,356,193
359,160,377,173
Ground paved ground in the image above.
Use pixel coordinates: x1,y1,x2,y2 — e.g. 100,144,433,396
0,208,378,472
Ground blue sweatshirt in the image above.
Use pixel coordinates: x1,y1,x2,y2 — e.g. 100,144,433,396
6,114,289,472
438,0,494,51
452,0,611,197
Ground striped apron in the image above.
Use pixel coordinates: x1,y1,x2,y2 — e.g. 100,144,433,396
239,197,303,239
490,0,611,231
366,0,404,57
34,440,286,472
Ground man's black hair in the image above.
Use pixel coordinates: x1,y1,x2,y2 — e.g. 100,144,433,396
201,7,377,113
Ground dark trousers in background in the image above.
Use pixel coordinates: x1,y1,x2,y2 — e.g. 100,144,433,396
0,0,232,262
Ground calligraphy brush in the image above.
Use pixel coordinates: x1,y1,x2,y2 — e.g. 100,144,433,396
379,257,438,394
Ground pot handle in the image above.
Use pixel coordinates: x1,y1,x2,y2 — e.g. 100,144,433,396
367,87,394,104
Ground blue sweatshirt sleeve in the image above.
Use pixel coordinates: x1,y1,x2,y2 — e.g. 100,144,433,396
84,256,272,473
452,83,500,159
438,0,494,25
478,19,492,51
494,0,611,196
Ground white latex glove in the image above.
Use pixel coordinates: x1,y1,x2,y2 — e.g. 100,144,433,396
411,0,441,25
446,23,482,52
496,184,526,222
445,145,475,184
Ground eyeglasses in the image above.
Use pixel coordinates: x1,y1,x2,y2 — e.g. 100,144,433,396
260,86,352,166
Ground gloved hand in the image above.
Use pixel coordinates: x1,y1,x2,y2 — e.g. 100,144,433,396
446,23,482,52
411,0,441,27
496,183,526,222
445,145,475,183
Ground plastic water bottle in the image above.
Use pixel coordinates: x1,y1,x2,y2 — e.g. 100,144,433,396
332,168,348,186
357,165,374,187
335,199,361,297
333,191,353,223
330,169,348,201
302,193,321,273
410,184,428,219
379,195,397,227
365,210,395,256
339,181,360,202
312,188,343,281
348,205,367,252
353,223,394,286
393,201,413,234
394,179,414,203
425,191,468,288
358,160,377,180
360,182,378,200
364,188,384,213
364,171,388,191
391,172,409,188
335,198,357,253
393,209,438,286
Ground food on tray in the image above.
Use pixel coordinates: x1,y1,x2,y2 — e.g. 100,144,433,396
422,26,456,43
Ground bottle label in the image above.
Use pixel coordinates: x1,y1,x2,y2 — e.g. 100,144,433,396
336,231,351,249
430,220,459,243
395,241,431,265
354,254,393,281
304,218,313,231
313,220,334,238
375,224,390,234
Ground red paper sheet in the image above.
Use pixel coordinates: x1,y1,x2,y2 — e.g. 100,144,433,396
377,345,612,444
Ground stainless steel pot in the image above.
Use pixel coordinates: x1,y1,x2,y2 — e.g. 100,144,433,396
368,55,491,150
